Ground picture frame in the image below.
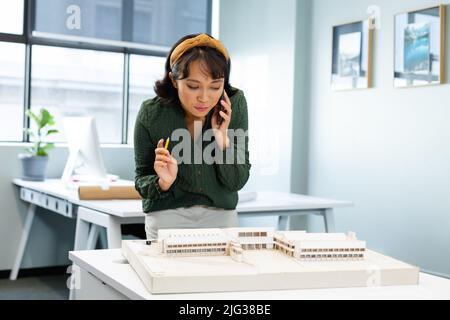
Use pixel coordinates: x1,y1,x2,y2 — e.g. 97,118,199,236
331,19,374,91
394,5,446,88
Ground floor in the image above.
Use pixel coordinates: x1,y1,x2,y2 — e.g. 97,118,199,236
0,275,69,300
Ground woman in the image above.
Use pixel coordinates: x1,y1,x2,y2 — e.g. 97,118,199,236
134,33,251,240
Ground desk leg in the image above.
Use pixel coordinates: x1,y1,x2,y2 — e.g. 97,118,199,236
99,228,108,249
75,207,123,249
323,209,336,233
278,216,290,231
87,225,101,250
106,217,122,249
74,217,90,250
10,204,36,280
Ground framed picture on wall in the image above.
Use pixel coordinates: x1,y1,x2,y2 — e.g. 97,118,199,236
394,5,446,88
331,19,374,91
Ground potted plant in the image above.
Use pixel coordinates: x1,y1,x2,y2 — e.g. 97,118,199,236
18,108,58,181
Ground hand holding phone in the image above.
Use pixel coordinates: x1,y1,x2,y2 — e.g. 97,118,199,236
216,91,226,126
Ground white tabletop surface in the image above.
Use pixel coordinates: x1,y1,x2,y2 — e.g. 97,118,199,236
13,178,145,217
13,179,353,218
69,249,450,300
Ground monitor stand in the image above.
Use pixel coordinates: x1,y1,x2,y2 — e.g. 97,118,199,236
61,148,118,187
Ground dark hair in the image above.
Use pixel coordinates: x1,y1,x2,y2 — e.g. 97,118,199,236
154,33,237,106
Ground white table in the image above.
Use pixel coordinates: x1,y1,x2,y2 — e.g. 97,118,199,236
11,178,353,280
68,249,450,300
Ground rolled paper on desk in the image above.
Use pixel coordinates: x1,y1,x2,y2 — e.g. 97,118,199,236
78,185,142,200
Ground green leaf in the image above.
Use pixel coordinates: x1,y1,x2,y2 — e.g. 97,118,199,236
46,129,59,135
37,143,54,157
37,149,48,156
47,117,56,126
39,143,55,152
40,109,52,129
26,110,40,127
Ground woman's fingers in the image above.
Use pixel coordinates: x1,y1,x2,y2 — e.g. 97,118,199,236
219,111,230,122
154,161,167,168
155,154,172,162
219,94,231,120
223,90,231,105
155,139,170,156
155,139,170,154
155,138,177,167
155,147,170,156
221,99,232,115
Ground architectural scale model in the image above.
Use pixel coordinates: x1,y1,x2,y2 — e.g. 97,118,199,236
156,228,366,263
122,227,419,294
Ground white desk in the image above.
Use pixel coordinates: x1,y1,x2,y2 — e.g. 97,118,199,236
11,179,353,280
68,249,450,300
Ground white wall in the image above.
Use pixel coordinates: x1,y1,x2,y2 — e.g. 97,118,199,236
219,0,297,192
305,0,450,277
219,0,298,227
291,0,312,196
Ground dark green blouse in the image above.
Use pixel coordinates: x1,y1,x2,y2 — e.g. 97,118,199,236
134,89,251,213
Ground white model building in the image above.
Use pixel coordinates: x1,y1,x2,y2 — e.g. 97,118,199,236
157,228,229,256
274,231,365,261
155,227,365,262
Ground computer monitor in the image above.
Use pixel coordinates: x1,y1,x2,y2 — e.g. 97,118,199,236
61,117,117,185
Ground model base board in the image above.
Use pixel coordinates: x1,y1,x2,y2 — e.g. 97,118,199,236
122,240,419,294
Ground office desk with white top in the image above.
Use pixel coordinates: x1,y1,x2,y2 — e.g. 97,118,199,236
10,178,353,280
68,248,450,300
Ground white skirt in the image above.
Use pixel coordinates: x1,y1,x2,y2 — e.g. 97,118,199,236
145,205,238,240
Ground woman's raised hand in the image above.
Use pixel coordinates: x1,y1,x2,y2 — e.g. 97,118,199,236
154,139,178,191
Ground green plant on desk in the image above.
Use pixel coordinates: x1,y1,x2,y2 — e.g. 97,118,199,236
18,108,59,181
24,108,59,156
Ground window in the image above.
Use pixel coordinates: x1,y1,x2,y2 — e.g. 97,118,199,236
128,54,165,144
0,42,25,141
34,0,123,41
0,0,24,35
134,0,210,46
33,0,210,49
31,45,124,143
95,2,122,41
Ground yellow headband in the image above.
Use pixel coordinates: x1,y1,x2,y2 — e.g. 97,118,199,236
170,33,229,69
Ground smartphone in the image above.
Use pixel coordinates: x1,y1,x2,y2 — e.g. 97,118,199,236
216,90,226,125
